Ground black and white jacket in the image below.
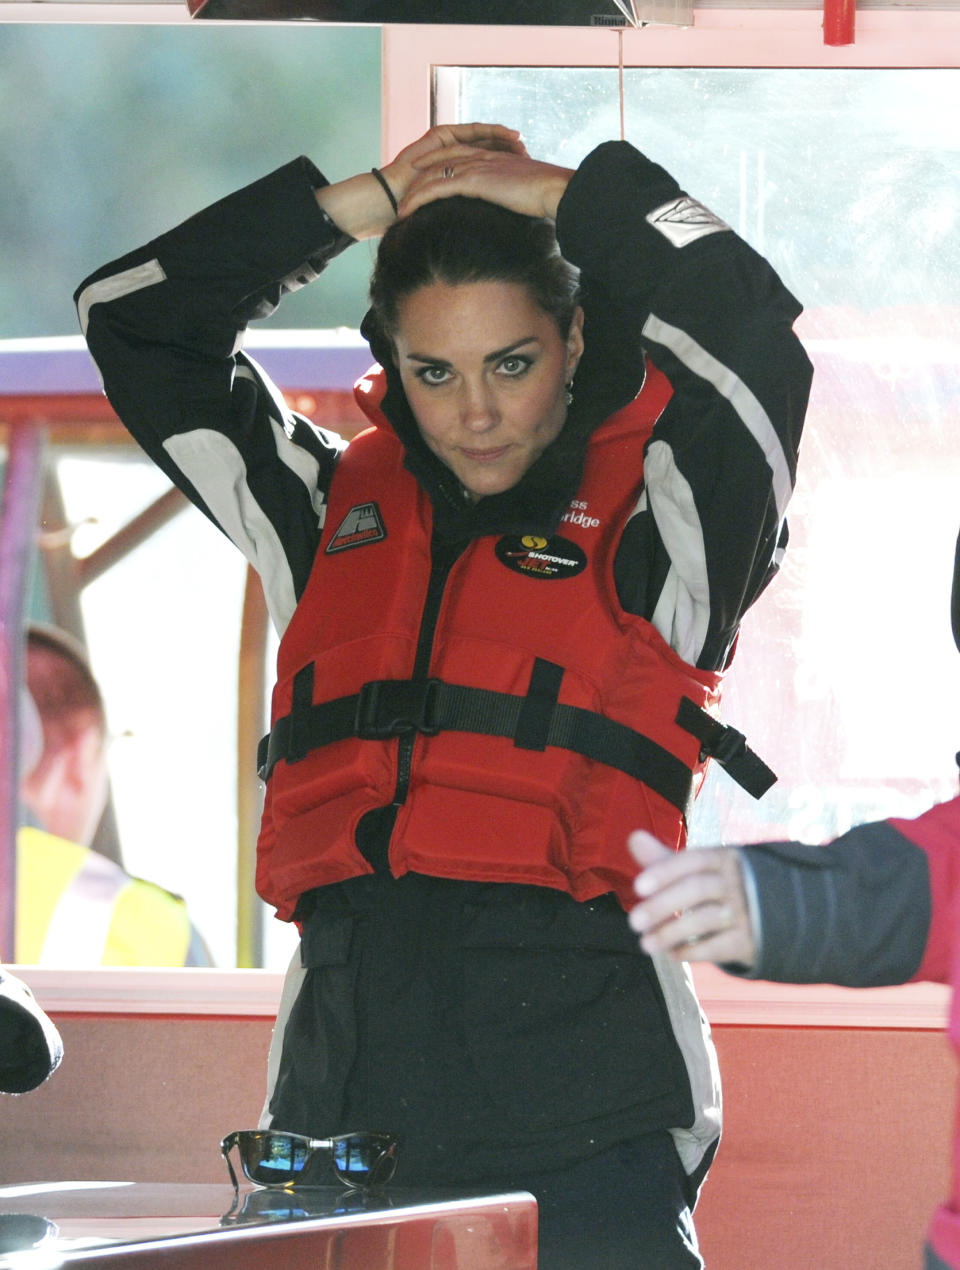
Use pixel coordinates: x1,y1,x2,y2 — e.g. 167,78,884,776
75,140,811,674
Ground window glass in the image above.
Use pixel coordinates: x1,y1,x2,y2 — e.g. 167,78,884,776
0,23,381,338
447,66,960,844
445,67,959,308
54,454,249,970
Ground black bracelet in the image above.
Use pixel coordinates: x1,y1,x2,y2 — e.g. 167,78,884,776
370,167,398,216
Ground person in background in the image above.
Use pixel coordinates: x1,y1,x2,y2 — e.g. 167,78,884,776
15,625,212,966
75,121,810,1266
627,529,960,1270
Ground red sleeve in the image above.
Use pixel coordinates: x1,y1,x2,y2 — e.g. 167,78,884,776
889,794,960,985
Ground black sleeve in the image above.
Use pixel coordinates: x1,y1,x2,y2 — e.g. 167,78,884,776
731,821,933,986
74,157,355,635
556,141,812,671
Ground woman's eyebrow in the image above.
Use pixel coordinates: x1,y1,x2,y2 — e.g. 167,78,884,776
404,336,539,367
405,352,453,367
484,336,538,364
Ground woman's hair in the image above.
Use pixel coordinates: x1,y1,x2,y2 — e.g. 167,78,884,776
368,196,581,343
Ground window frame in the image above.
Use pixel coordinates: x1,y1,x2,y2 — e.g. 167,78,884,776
381,10,960,157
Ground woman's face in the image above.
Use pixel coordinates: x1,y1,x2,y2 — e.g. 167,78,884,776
393,280,584,502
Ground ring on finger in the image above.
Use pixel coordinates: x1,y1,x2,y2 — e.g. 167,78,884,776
442,165,455,180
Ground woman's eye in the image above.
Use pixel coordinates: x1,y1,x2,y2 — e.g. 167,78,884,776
417,365,452,387
497,355,533,377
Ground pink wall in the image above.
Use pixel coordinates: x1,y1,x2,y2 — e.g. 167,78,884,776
0,1015,273,1186
698,1026,954,1268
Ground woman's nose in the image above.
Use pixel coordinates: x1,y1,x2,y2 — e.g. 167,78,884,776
461,380,498,431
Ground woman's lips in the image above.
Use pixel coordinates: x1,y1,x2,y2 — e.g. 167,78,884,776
459,445,511,462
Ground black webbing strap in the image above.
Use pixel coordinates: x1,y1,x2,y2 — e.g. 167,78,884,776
287,663,317,763
675,696,777,798
514,659,565,751
257,658,696,815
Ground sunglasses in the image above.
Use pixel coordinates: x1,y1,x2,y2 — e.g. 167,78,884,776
220,1129,399,1193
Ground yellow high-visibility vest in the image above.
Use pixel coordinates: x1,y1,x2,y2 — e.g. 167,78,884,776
15,826,193,967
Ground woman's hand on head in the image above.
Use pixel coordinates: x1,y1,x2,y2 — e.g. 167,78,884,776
627,831,757,968
398,140,574,222
381,122,528,206
316,123,526,242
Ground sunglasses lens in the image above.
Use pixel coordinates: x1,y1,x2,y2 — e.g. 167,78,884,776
332,1134,398,1189
238,1133,311,1186
225,1129,397,1192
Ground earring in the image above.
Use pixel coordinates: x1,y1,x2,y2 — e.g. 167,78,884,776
564,381,574,407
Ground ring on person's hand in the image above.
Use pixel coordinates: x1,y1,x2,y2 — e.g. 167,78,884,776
442,166,455,180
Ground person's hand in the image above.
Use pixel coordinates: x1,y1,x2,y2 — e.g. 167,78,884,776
381,122,528,209
317,122,529,241
627,831,757,967
399,141,574,222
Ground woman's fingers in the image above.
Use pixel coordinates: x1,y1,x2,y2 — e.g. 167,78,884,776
386,124,524,180
378,125,513,209
430,122,528,154
627,828,674,871
399,149,498,214
630,861,728,934
639,913,752,966
400,149,572,221
627,835,757,967
411,140,517,170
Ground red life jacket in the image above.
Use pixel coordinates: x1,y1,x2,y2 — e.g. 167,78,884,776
257,363,757,920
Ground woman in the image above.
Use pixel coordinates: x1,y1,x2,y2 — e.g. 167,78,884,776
75,123,811,1267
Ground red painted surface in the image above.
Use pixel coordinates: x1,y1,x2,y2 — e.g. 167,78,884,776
823,0,856,47
0,1185,538,1269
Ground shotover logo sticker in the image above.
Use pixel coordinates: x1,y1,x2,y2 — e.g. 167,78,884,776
495,534,587,580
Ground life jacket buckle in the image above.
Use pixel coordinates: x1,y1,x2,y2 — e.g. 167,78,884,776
355,679,443,739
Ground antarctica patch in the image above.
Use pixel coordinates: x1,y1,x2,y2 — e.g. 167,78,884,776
325,502,387,553
495,534,587,580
